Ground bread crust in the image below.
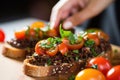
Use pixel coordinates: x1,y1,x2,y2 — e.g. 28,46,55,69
2,43,26,59
23,49,112,79
23,58,85,79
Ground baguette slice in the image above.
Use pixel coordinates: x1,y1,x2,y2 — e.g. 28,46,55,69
2,43,26,59
23,58,85,80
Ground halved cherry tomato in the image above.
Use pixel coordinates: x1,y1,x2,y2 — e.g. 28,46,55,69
30,21,45,29
62,38,84,50
46,46,58,56
15,30,25,39
35,41,45,55
0,29,5,42
58,43,68,55
75,68,106,80
86,33,100,46
106,65,120,80
47,29,58,37
35,40,58,56
97,31,109,41
87,57,112,76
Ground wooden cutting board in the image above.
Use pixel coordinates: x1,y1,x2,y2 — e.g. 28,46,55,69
0,43,120,80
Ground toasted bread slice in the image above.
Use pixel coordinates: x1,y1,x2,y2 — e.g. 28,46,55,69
2,43,26,59
23,58,85,79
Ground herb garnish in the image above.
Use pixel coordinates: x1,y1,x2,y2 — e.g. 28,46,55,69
91,64,98,69
34,28,40,38
91,48,98,57
72,50,79,54
47,59,52,66
60,24,82,45
25,26,30,36
86,29,96,33
40,37,61,49
68,75,75,80
85,40,95,47
60,24,73,38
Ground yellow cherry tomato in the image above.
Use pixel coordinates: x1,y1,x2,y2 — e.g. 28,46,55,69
30,21,45,29
75,69,106,80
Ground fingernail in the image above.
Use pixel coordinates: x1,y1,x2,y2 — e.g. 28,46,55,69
63,21,73,29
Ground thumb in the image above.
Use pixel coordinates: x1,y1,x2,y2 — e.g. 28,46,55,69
63,0,113,29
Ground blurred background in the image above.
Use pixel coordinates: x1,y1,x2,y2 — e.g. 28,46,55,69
0,0,120,45
0,0,58,22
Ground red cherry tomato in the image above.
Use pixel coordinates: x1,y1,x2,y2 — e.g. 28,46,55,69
15,30,26,39
62,38,84,50
86,33,100,45
0,29,5,42
35,40,58,56
58,43,68,55
46,46,58,57
75,68,106,80
97,31,109,41
87,57,112,76
106,65,120,80
35,41,45,55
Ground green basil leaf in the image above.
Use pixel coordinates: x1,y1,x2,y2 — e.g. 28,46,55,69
60,24,73,38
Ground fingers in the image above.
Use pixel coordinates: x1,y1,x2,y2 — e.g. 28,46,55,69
63,0,114,29
50,0,80,29
50,0,70,29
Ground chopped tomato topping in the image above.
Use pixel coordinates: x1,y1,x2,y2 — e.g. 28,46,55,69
47,29,58,37
15,30,26,39
58,43,68,55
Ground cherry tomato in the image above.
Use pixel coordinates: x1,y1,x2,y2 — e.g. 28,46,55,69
30,21,45,29
87,57,112,76
106,65,120,80
86,29,109,41
58,43,68,55
47,29,58,37
46,46,58,56
35,40,58,56
86,33,100,45
15,30,25,39
0,29,5,42
62,38,84,50
75,68,106,80
97,31,109,41
35,41,45,55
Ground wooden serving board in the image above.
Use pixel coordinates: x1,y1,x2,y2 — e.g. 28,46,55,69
0,43,120,80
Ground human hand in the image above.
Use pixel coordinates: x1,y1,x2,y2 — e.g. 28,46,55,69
50,0,113,29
